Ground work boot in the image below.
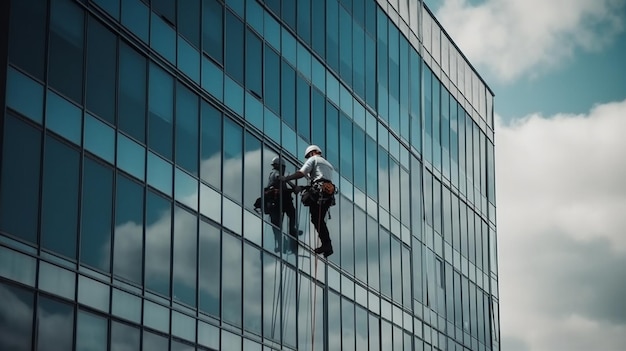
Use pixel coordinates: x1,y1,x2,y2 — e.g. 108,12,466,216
314,245,333,257
290,228,303,237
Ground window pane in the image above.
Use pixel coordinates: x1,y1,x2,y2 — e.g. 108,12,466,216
202,0,223,63
8,0,47,79
111,321,140,351
225,10,244,84
0,115,41,243
243,243,262,334
6,67,44,123
121,0,149,42
200,102,222,188
280,60,296,128
150,12,176,63
263,254,280,341
178,0,200,47
296,76,310,139
76,310,107,351
264,45,280,114
326,0,339,72
145,191,172,297
113,174,144,284
0,282,34,351
119,42,147,142
149,63,174,160
173,207,197,306
81,158,113,272
41,136,80,259
142,330,168,351
222,233,242,326
223,118,243,202
48,0,84,103
46,91,82,145
246,29,263,97
37,296,74,351
175,83,199,174
86,18,116,124
199,220,221,318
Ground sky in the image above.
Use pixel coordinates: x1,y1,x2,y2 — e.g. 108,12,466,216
425,0,626,350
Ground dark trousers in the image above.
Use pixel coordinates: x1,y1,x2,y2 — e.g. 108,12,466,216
309,200,331,247
268,199,298,236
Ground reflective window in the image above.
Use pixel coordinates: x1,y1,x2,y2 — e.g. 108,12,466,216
202,56,224,101
41,136,79,259
223,118,243,202
111,288,141,323
121,0,149,42
326,102,339,172
149,63,174,160
46,91,82,145
145,190,172,297
6,67,44,123
178,37,201,82
369,314,380,351
311,0,325,57
77,275,109,312
178,0,200,47
224,76,244,116
243,133,262,212
147,152,173,196
200,102,222,189
172,340,195,351
243,243,262,334
354,207,367,282
225,10,244,84
328,290,341,349
84,113,115,163
296,76,311,139
402,245,412,307
119,42,147,143
311,88,326,150
263,253,280,341
0,247,37,287
342,298,355,351
246,29,263,98
37,296,74,351
326,0,339,72
111,321,140,351
410,50,421,151
76,310,107,351
339,6,352,86
142,330,168,351
0,115,41,243
173,206,198,306
113,174,144,284
203,0,223,64
86,18,116,124
117,133,146,180
377,9,388,122
176,83,200,174
340,197,354,274
424,67,433,163
281,60,296,128
0,282,34,351
48,0,84,103
367,216,379,290
222,233,242,326
8,0,47,79
391,237,402,303
175,168,198,210
264,45,281,114
152,0,175,24
365,34,376,108
199,220,221,318
81,158,113,272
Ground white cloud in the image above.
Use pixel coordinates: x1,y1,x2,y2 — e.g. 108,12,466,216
496,98,626,350
436,0,626,82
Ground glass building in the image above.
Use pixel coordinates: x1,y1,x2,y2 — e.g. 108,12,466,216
0,0,499,350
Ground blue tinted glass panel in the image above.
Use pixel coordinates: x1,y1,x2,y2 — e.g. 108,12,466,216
297,0,311,43
148,64,174,160
353,22,365,99
143,330,168,351
113,175,144,284
111,321,139,350
353,126,366,190
339,114,353,180
281,28,297,67
264,45,280,113
365,34,376,109
48,0,84,103
246,0,264,35
0,115,41,244
37,296,74,351
145,191,172,297
281,61,296,128
326,0,339,72
282,0,296,29
117,133,146,180
199,220,221,317
93,0,119,19
76,310,107,351
178,0,200,47
326,102,339,170
46,91,82,145
311,88,326,150
175,168,198,211
175,83,199,174
326,71,339,107
152,0,175,24
178,37,201,83
0,247,37,286
388,23,400,133
223,118,243,202
225,10,244,84
151,13,176,63
121,0,149,42
226,0,244,17
201,56,224,101
81,158,113,272
41,137,79,259
281,123,297,157
200,102,222,188
86,17,116,124
119,43,146,142
224,77,244,117
377,9,388,122
84,113,115,163
8,0,47,80
264,107,281,143
245,92,264,130
243,243,262,334
264,10,280,51
296,76,310,139
202,0,223,63
339,6,352,85
311,57,325,93
147,152,173,196
222,233,242,326
173,207,197,306
311,0,325,57
0,282,34,351
245,29,263,98
6,67,44,123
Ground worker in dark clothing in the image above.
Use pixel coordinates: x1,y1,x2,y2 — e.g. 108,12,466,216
281,145,336,257
266,156,302,253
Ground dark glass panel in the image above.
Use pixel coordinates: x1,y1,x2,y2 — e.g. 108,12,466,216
111,321,140,351
365,0,376,37
142,330,168,351
379,229,392,297
297,0,311,44
178,0,201,47
0,115,41,243
148,63,174,160
311,0,325,57
353,126,365,190
401,245,411,307
264,45,281,114
340,197,354,274
145,190,172,297
391,237,402,303
41,136,79,259
245,29,263,98
354,207,367,282
202,0,223,64
199,220,221,318
281,60,296,128
412,238,423,304
200,101,222,189
377,147,389,211
119,42,147,142
113,174,144,284
8,0,47,80
37,296,74,351
342,298,355,351
222,233,242,326
175,83,200,175
0,282,34,351
173,206,198,307
152,0,175,24
265,0,280,16
325,102,339,174
339,6,352,85
86,18,116,124
366,214,379,290
365,135,377,199
388,23,400,133
81,158,113,272
355,305,368,351
262,253,280,341
282,266,297,347
328,290,341,350
225,10,244,84
48,0,84,103
310,88,326,150
353,22,365,99
243,133,262,213
283,0,296,29
365,34,376,109
410,50,421,151
296,76,310,139
376,9,388,122
76,310,107,351
326,0,339,72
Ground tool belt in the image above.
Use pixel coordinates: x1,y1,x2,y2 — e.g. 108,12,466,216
301,179,337,207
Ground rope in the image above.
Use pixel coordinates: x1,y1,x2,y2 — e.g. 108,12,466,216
311,200,323,351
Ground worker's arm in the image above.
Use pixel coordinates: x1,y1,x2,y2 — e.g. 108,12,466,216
281,171,305,182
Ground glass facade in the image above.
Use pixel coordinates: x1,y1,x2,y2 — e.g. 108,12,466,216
0,0,499,350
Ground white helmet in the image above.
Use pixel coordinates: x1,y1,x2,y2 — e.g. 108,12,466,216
271,156,284,167
304,145,322,158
